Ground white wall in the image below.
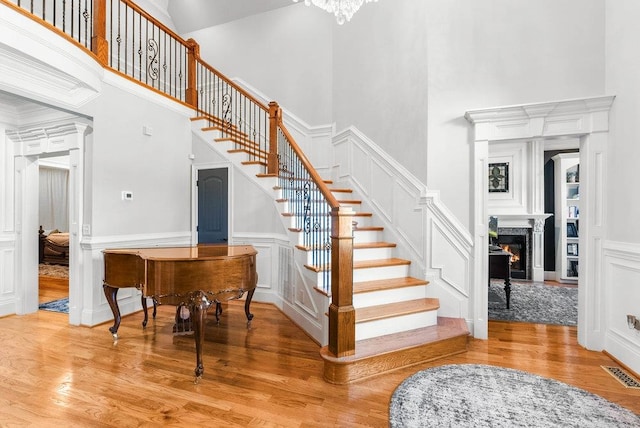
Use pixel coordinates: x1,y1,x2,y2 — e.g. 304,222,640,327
605,0,640,244
424,0,605,228
602,0,640,375
185,4,333,125
82,82,192,237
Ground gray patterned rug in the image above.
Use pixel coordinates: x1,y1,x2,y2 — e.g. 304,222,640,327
489,280,577,326
38,298,69,313
389,364,640,427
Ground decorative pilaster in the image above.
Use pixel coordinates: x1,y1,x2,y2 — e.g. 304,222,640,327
531,218,545,282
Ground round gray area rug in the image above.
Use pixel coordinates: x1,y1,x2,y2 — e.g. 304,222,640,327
389,364,640,427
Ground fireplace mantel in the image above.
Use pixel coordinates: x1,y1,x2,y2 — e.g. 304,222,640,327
491,213,553,281
492,213,553,229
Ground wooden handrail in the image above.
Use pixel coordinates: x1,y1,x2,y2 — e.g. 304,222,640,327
194,58,270,113
277,116,355,358
277,120,340,209
118,0,186,46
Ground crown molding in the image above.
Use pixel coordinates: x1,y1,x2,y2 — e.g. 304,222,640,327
465,95,616,142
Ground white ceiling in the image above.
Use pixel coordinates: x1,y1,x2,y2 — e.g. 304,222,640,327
167,0,295,34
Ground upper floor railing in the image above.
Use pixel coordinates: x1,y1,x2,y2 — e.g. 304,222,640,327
2,0,356,358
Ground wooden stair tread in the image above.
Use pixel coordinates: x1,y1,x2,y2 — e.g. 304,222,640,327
295,238,394,252
281,211,371,218
353,241,396,250
356,298,439,323
354,277,428,294
241,160,267,167
353,258,410,269
305,257,411,272
354,226,384,231
321,317,469,363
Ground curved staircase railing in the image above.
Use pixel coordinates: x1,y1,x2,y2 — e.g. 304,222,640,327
1,0,357,358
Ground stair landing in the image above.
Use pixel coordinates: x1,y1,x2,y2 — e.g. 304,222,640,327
320,317,469,384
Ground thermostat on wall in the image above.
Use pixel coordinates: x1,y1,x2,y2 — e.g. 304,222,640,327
122,191,133,200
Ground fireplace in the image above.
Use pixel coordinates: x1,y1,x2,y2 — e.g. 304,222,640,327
497,227,531,279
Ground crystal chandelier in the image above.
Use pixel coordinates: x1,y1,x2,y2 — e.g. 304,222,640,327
293,0,378,25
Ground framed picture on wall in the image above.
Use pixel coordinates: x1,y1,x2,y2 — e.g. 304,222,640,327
488,162,509,193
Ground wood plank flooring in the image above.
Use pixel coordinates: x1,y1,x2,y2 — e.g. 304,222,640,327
0,281,636,426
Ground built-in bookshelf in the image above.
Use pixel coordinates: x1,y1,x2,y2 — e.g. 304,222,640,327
553,153,579,282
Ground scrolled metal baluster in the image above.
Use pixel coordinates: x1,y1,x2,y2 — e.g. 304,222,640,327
222,93,232,129
147,38,159,81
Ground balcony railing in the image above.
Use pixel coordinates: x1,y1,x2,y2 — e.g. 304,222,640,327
2,0,356,358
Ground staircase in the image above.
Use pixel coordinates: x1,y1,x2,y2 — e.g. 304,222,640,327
8,0,469,385
192,115,469,384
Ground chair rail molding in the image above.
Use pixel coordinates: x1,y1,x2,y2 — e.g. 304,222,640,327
465,95,615,344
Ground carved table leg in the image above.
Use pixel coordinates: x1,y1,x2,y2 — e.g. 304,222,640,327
141,297,158,328
244,288,255,325
504,278,511,309
141,295,149,327
103,283,121,339
191,295,208,383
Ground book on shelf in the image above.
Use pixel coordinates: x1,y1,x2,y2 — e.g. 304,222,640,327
568,206,579,218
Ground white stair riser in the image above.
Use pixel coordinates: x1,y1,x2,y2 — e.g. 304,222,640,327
355,310,439,341
353,285,427,308
353,247,393,261
353,230,381,244
214,140,235,153
301,250,332,266
353,265,409,282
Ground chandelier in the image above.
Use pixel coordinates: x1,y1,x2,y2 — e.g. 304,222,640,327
293,0,378,25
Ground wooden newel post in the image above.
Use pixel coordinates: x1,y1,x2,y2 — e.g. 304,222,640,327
268,101,280,175
328,206,356,357
185,38,199,109
91,0,108,66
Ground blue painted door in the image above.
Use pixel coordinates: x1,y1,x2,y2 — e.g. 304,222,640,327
197,168,228,244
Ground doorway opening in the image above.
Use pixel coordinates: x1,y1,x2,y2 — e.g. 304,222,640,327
37,152,71,314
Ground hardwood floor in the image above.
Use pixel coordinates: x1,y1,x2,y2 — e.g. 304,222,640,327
0,284,636,426
38,275,68,303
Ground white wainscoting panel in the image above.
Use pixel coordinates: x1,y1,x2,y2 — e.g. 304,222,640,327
0,244,15,315
333,127,473,320
603,241,640,376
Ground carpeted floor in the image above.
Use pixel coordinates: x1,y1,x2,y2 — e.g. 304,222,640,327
389,364,640,427
489,279,577,326
38,298,69,313
39,263,69,278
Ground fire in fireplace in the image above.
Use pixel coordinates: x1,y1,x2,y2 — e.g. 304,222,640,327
497,228,530,279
